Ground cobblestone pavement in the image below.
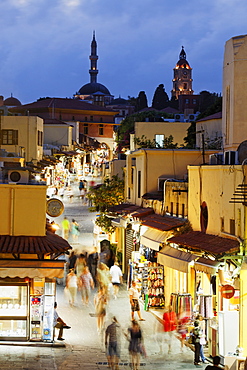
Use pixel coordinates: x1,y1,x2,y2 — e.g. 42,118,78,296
0,178,212,369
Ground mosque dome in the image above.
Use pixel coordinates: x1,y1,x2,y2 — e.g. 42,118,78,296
4,96,21,106
78,82,110,96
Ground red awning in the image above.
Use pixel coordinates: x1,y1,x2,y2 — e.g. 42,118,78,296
168,231,239,255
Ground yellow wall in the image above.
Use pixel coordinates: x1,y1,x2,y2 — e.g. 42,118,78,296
0,184,47,236
0,116,43,162
222,35,247,151
44,124,73,149
196,118,222,149
188,165,244,237
135,121,190,147
126,149,218,206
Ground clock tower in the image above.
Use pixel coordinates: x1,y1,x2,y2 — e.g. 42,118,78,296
171,46,193,99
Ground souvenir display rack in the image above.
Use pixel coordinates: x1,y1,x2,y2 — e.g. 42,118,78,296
143,263,165,308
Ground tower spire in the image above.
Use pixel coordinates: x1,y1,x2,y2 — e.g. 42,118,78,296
179,46,186,60
89,31,98,83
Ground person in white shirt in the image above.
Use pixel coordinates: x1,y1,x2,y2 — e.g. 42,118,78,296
110,262,123,299
129,281,145,321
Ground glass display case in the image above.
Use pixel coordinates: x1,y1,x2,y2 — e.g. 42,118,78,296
0,284,28,340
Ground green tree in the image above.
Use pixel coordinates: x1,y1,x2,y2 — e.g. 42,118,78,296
152,84,169,110
134,134,178,149
183,121,196,148
87,175,124,234
136,91,148,111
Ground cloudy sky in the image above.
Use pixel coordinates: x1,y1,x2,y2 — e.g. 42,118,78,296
1,0,247,106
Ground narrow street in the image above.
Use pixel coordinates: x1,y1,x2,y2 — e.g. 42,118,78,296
0,179,210,369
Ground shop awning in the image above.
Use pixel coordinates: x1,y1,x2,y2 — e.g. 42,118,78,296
140,213,185,231
194,257,219,274
0,259,66,279
168,231,239,255
158,245,197,273
0,232,72,255
140,228,168,251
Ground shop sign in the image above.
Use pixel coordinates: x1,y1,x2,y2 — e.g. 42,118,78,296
221,284,235,299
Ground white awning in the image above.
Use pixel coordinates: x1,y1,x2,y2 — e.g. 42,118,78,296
0,259,65,279
194,257,219,275
158,245,197,273
140,228,168,251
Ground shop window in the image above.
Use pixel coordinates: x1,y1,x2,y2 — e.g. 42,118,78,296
230,219,235,235
0,129,18,145
99,124,104,135
84,123,88,135
137,170,141,198
200,201,208,233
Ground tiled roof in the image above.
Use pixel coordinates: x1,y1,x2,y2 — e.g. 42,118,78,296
168,231,239,255
141,213,185,231
9,97,116,113
0,232,71,255
197,112,222,122
108,204,153,218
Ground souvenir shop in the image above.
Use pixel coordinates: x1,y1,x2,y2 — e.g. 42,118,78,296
128,248,165,310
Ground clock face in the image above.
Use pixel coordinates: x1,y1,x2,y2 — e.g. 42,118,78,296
46,198,64,217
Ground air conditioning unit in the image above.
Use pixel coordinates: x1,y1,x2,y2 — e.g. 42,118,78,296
8,170,29,184
174,114,184,122
188,114,197,121
209,153,224,165
224,151,239,165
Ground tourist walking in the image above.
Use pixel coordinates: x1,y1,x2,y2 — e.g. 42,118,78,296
61,216,70,240
88,247,99,286
110,261,123,299
94,286,108,333
75,253,87,276
129,281,145,321
66,269,78,307
105,316,121,370
126,320,144,370
71,219,80,241
78,266,94,306
162,305,177,354
196,314,208,363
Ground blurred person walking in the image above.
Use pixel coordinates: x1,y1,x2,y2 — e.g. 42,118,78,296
94,286,108,333
61,216,70,240
162,305,177,354
66,269,78,307
105,316,121,370
110,261,123,299
88,247,99,286
71,219,80,242
126,320,144,370
78,266,94,306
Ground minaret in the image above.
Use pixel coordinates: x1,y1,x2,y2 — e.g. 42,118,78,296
171,46,193,99
89,31,98,84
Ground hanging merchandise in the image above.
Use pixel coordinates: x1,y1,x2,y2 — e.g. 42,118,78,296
170,293,192,318
144,263,165,308
199,295,213,318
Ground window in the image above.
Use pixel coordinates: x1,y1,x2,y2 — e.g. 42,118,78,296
90,116,93,121
155,134,164,148
170,202,173,216
72,116,75,120
176,203,179,217
99,124,104,135
0,129,18,145
181,203,185,218
137,171,141,198
37,130,43,146
183,83,187,89
230,219,235,235
100,117,103,122
193,99,197,104
131,168,134,185
84,123,88,135
85,116,88,121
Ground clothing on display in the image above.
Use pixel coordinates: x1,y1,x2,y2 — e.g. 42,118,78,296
170,293,192,317
199,295,213,318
